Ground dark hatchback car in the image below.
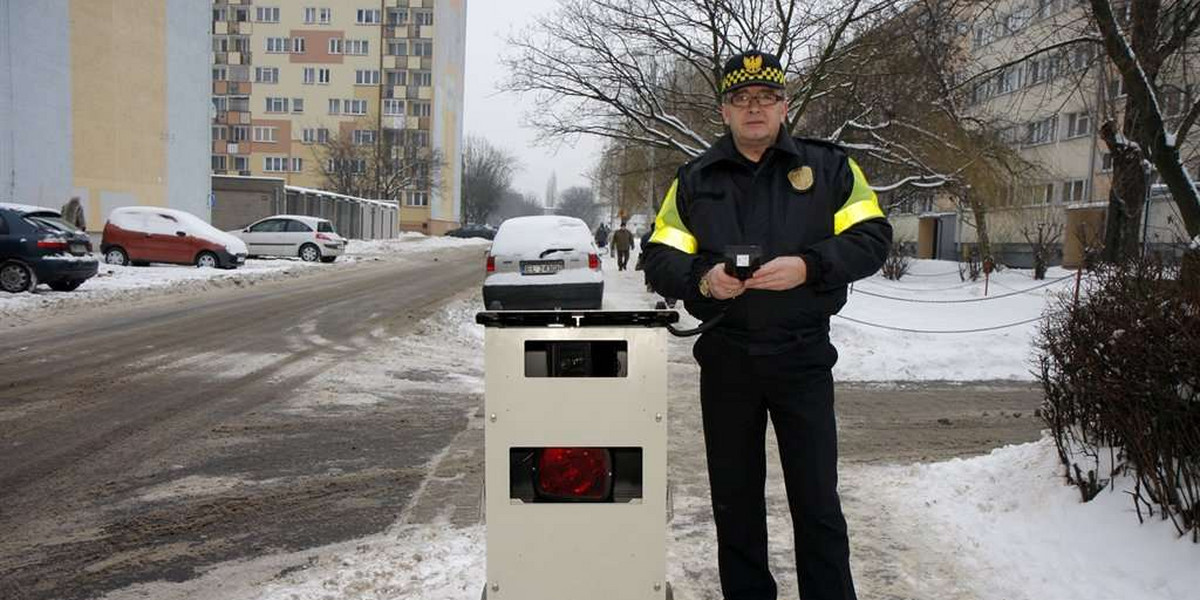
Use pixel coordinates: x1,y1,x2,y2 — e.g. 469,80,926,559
445,224,496,240
0,203,98,293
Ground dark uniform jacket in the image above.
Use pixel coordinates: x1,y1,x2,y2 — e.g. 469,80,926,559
644,129,892,355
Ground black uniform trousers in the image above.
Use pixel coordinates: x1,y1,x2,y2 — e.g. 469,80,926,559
694,331,856,600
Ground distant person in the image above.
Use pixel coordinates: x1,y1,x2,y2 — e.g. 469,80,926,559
611,221,635,271
594,223,609,248
61,196,86,230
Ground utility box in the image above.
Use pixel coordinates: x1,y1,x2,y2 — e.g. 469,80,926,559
476,310,677,600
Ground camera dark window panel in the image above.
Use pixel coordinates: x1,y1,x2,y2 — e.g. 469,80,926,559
509,447,643,503
524,340,628,377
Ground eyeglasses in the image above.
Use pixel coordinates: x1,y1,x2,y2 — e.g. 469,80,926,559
725,90,785,108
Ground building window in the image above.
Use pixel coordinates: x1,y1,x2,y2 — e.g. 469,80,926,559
1066,111,1091,138
1026,115,1057,146
302,128,316,143
233,155,249,171
212,126,228,141
212,155,227,171
1101,152,1113,172
254,67,279,84
213,7,227,22
292,98,304,113
328,98,341,115
411,130,429,147
412,71,432,87
412,41,433,57
303,67,315,85
291,157,304,172
1037,183,1054,205
388,8,409,25
1108,77,1125,99
355,69,380,85
345,39,369,55
353,130,377,145
409,101,431,117
255,6,280,23
265,97,289,113
318,68,331,84
304,7,317,23
320,8,331,24
387,40,408,56
328,38,343,54
264,156,288,172
1064,179,1087,203
415,10,434,26
231,125,249,142
229,65,250,82
229,97,250,112
266,37,289,53
329,158,366,173
386,70,407,86
318,128,330,143
292,37,306,53
344,99,368,115
212,66,227,81
406,191,429,207
253,126,279,143
214,37,229,53
383,99,405,116
356,9,380,24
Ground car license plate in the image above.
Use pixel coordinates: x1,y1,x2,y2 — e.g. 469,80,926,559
69,243,86,253
521,260,563,275
236,255,245,263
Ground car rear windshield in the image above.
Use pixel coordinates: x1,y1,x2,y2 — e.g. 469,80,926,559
25,215,80,233
317,221,334,233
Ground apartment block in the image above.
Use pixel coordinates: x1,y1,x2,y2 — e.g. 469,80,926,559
889,0,1196,267
210,0,466,234
1,0,211,230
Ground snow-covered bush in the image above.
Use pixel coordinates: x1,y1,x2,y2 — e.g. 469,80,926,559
1036,258,1199,542
881,240,910,280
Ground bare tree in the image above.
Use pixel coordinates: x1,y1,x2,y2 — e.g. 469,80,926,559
555,186,599,225
314,125,442,201
489,190,545,224
462,135,521,225
504,0,956,190
1086,0,1200,265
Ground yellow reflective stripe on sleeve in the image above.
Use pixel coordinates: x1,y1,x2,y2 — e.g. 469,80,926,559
649,179,698,254
833,158,885,235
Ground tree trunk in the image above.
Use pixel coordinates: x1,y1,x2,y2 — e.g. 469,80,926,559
971,200,992,261
1101,116,1148,262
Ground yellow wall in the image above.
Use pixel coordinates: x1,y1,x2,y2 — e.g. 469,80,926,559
71,0,168,213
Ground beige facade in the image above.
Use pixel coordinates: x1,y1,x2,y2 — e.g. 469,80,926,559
210,0,466,234
890,0,1196,267
2,0,211,230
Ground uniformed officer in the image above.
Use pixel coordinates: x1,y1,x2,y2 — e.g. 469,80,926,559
643,50,891,600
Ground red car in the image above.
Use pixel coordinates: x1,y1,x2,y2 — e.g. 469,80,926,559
101,207,248,269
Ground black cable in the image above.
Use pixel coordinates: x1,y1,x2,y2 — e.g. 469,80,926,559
666,311,725,337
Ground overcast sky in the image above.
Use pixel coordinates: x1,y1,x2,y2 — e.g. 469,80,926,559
463,0,602,201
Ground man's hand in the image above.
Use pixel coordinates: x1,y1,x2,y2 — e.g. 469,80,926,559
744,256,807,291
705,263,745,299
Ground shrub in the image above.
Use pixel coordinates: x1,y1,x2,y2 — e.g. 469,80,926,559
1036,257,1199,541
881,240,910,280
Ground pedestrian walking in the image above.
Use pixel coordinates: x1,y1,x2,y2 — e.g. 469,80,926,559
642,50,891,600
60,196,86,230
611,220,635,271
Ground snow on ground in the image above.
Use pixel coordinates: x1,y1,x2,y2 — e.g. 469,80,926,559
0,233,489,327
100,253,1197,600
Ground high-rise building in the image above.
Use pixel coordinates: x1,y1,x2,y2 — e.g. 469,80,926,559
209,0,466,234
2,0,211,230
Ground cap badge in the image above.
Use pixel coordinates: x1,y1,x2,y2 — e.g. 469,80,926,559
743,54,763,73
788,166,814,192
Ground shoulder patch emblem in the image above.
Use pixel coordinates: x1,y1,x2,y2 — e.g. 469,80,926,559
788,166,813,192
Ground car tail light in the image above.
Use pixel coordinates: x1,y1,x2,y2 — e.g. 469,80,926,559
537,448,612,501
486,254,495,273
588,253,600,269
37,237,69,251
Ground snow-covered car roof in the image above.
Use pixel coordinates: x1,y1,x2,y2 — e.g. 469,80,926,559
491,215,595,257
0,202,61,216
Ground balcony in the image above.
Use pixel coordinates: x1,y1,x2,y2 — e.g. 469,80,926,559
213,52,228,65
213,21,228,35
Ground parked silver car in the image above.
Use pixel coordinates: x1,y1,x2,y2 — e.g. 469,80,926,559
482,215,603,310
229,215,345,262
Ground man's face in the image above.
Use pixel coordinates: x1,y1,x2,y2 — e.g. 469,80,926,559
721,85,788,148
